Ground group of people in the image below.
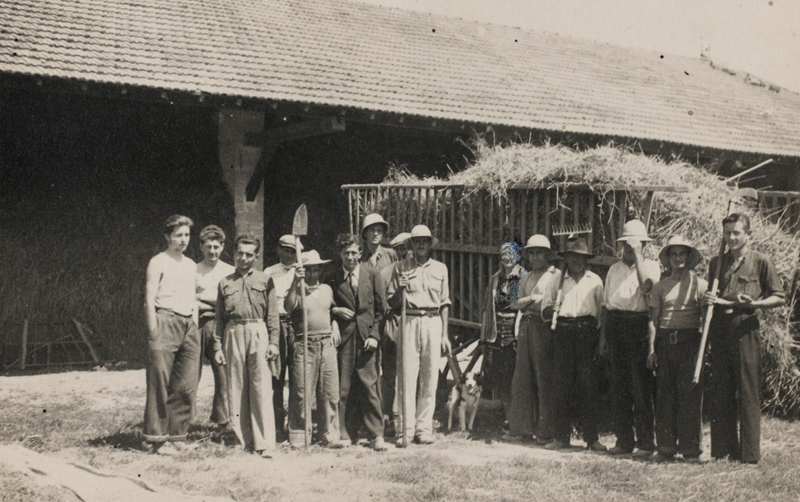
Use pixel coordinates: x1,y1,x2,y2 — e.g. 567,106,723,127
143,210,783,464
487,215,783,464
143,213,450,457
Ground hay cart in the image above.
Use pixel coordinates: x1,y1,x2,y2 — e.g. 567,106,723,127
343,182,686,366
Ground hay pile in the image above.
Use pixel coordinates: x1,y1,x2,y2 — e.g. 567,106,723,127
386,139,800,416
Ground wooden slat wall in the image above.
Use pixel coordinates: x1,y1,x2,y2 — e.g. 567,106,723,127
758,190,800,233
345,185,630,329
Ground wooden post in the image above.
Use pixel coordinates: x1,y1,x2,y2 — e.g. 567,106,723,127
459,189,465,320
348,189,354,234
532,190,539,235
544,190,551,237
587,191,595,252
20,318,29,370
72,319,100,364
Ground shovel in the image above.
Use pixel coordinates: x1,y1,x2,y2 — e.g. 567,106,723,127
292,204,310,447
692,188,758,384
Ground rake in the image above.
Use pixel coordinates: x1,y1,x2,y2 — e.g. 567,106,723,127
551,223,592,237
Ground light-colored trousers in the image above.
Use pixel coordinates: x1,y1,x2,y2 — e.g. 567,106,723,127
397,315,442,441
224,321,275,452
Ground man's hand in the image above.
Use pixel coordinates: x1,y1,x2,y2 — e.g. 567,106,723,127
646,350,657,373
735,293,754,309
702,291,733,308
398,273,409,289
441,335,451,355
295,267,306,280
364,338,378,352
213,350,226,366
332,328,341,348
542,306,554,322
333,307,355,321
267,343,279,360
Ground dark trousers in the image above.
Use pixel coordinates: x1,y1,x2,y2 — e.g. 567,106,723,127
509,315,556,439
273,316,293,430
144,311,201,442
199,317,229,425
552,318,600,445
338,333,384,441
655,331,703,458
709,314,762,463
288,336,340,446
485,343,516,412
381,314,399,421
607,312,655,451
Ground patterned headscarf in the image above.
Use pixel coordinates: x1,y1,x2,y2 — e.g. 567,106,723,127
500,241,522,266
497,241,525,309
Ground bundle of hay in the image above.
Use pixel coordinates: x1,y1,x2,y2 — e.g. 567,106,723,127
386,139,800,416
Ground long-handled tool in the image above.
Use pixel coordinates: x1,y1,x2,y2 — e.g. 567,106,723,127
292,204,310,447
397,262,408,448
692,188,758,384
549,227,593,330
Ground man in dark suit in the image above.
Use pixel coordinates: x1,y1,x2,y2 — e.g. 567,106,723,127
328,233,389,451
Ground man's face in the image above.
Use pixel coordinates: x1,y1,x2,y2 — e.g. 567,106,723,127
411,237,432,260
305,265,321,285
235,243,259,274
526,248,550,270
621,242,637,264
166,225,191,253
201,239,223,264
340,243,361,272
564,253,586,274
364,224,385,247
277,246,296,266
668,246,690,271
723,221,749,252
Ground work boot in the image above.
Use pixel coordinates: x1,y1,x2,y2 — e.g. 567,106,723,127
632,449,654,459
651,452,675,463
588,441,608,452
154,442,180,456
414,434,435,445
544,440,568,451
370,436,389,452
608,446,632,455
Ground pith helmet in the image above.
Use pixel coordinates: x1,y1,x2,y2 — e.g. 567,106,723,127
278,234,303,250
658,236,702,270
524,234,556,259
300,250,331,267
559,236,594,258
360,213,389,239
409,225,439,248
617,220,653,243
390,232,411,247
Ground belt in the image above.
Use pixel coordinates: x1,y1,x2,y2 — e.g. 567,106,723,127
405,308,440,317
232,319,264,325
156,308,192,319
607,310,648,319
658,328,700,344
303,334,331,342
496,311,516,319
555,315,596,330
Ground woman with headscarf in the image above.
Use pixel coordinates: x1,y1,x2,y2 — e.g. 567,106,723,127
480,241,526,423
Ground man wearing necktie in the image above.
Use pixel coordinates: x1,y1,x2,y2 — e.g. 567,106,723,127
328,233,389,451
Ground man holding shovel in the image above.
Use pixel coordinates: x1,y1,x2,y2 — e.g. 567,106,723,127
387,225,451,446
703,213,784,464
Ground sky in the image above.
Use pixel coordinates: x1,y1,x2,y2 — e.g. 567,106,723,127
352,0,800,94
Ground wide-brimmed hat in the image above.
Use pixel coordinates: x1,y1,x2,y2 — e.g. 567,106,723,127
409,224,439,248
658,236,702,270
360,213,389,238
390,232,411,247
523,234,556,260
300,250,331,267
558,236,594,258
278,234,303,251
617,219,653,243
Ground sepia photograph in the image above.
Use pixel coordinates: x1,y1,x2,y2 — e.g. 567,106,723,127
1,0,799,500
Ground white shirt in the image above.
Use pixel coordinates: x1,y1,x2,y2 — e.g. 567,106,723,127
603,259,661,312
343,264,360,290
264,262,296,315
152,252,197,317
544,268,604,319
518,266,557,315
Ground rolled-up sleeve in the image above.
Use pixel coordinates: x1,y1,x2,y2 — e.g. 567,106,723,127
266,277,281,346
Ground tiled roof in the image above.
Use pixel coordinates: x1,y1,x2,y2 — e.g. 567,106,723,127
1,0,799,156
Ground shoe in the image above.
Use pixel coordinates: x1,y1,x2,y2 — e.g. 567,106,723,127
651,452,675,463
385,421,396,438
370,436,389,452
172,441,198,452
588,441,608,452
414,434,436,445
395,437,409,448
326,439,350,449
608,446,633,455
632,449,654,459
155,442,180,456
543,440,568,451
683,455,701,464
257,449,274,459
536,437,553,445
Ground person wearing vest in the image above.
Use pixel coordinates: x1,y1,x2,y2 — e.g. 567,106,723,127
195,225,235,427
264,234,303,437
542,236,607,452
703,213,784,464
387,225,451,446
285,250,342,448
481,241,526,425
143,215,200,455
507,235,558,443
328,233,389,451
600,220,661,457
215,235,280,458
646,236,708,463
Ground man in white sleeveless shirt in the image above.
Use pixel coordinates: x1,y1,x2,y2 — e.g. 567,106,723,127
144,215,200,455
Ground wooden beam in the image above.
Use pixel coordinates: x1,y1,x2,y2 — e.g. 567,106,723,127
245,117,346,201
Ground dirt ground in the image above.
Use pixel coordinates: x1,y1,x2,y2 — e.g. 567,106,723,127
1,368,800,501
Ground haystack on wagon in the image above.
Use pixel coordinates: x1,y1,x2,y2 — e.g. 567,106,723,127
342,182,687,334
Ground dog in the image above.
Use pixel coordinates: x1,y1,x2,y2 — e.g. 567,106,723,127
446,371,482,432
